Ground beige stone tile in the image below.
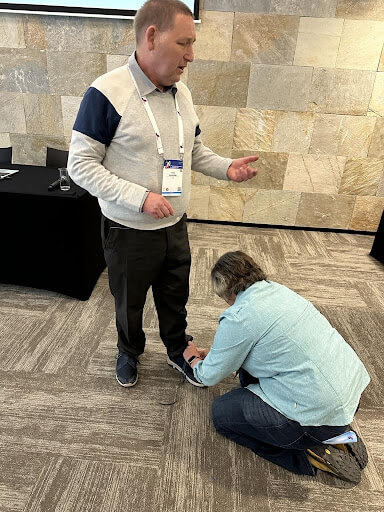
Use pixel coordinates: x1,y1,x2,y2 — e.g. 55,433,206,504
204,0,270,12
296,193,355,229
194,11,234,61
0,133,11,148
294,32,340,68
0,13,25,48
233,108,278,151
9,134,67,166
368,118,384,158
369,73,384,117
336,0,384,21
106,55,129,72
243,189,300,225
377,170,384,196
270,0,338,17
208,187,253,222
23,15,48,49
47,52,106,96
336,20,384,71
195,105,236,149
231,150,287,190
187,185,210,219
0,49,49,94
339,157,384,196
23,94,63,137
231,13,299,65
349,196,384,231
107,19,136,55
310,114,376,157
188,60,250,108
61,96,82,137
298,17,344,36
271,112,315,153
0,92,26,133
284,154,346,193
309,68,376,115
247,64,313,112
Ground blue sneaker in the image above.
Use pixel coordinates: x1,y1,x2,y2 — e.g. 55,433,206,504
116,353,138,387
167,354,205,387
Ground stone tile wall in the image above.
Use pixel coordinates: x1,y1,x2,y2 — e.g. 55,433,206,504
0,1,383,231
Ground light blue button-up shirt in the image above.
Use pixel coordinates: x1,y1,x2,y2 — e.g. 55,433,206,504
193,280,370,426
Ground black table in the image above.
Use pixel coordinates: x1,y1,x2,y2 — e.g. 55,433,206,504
370,209,384,264
0,164,106,300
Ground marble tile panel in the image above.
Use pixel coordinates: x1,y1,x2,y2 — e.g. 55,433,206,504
233,108,278,151
188,60,250,108
0,133,11,148
104,19,136,55
271,112,315,153
195,105,236,149
231,13,299,65
310,114,376,157
294,16,342,68
9,134,67,166
194,11,233,61
106,55,129,72
336,20,384,71
231,150,288,189
377,170,384,197
23,15,48,49
243,189,300,225
283,154,346,193
339,157,384,196
336,0,384,21
369,73,384,117
309,68,376,115
296,192,355,229
61,96,82,137
0,49,49,94
349,196,384,231
270,0,338,17
23,94,63,137
368,118,384,158
0,13,25,48
203,0,271,13
187,185,210,219
247,64,313,112
208,187,254,222
0,92,26,133
47,52,106,96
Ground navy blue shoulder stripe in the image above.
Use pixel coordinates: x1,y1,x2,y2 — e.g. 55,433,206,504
73,87,121,147
195,125,201,137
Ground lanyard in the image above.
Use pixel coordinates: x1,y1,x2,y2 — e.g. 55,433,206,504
128,66,184,159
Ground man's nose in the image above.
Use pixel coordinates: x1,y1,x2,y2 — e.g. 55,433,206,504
185,45,194,62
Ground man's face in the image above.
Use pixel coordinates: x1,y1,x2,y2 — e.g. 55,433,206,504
151,13,196,88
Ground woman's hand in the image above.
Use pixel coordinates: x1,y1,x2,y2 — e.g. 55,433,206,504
183,341,205,368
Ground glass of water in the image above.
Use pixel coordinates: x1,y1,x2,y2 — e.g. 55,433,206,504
58,167,70,191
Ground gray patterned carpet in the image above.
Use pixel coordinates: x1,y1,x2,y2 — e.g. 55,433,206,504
1,222,383,512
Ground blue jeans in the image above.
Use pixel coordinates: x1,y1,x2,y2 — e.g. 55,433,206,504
212,384,349,476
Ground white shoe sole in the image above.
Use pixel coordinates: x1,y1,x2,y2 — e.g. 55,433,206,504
166,356,205,387
116,372,138,388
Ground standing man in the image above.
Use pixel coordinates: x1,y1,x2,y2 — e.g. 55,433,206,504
68,0,258,388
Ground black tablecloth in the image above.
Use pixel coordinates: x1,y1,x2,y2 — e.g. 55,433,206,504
370,209,384,264
0,164,106,300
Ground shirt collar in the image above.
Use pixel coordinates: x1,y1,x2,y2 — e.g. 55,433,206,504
128,52,178,97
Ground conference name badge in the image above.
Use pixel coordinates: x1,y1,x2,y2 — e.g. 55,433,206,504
162,159,183,197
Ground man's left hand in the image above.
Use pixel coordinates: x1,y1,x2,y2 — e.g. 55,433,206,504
227,155,259,182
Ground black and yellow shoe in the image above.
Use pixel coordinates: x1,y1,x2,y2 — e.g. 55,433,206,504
307,444,362,484
334,436,368,470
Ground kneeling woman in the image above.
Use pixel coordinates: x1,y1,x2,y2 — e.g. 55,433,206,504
183,251,370,484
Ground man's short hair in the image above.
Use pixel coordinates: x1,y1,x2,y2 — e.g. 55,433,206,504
134,0,193,45
211,251,267,301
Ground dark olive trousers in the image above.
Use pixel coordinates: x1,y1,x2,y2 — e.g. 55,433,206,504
101,214,191,358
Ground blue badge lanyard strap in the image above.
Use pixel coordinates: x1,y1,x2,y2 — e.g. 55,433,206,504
128,67,184,159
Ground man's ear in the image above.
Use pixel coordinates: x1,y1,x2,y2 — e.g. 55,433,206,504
145,25,157,51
